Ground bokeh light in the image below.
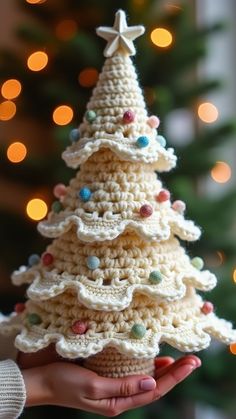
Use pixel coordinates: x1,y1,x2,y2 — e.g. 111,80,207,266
27,51,48,72
230,343,236,355
144,87,156,106
7,142,27,163
233,268,236,283
26,198,48,221
150,28,173,48
52,105,74,125
0,100,16,121
78,68,99,88
55,20,78,41
1,79,22,100
26,0,47,4
211,161,231,184
198,102,219,123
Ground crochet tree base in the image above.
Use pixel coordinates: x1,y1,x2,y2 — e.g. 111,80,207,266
82,347,155,377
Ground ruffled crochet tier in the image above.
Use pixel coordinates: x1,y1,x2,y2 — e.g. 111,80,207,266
62,54,176,171
2,288,236,358
39,150,200,243
12,231,216,310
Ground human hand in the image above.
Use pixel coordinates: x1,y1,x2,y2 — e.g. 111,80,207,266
19,347,201,417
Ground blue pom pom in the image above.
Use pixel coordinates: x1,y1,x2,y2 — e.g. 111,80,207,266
156,135,166,147
69,128,80,143
78,187,92,202
87,256,100,270
28,254,40,267
136,136,149,148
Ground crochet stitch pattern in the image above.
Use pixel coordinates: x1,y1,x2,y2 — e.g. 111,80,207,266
1,10,236,377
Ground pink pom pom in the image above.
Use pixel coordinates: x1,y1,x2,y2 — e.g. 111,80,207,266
156,189,170,203
201,302,214,315
53,183,67,199
147,115,160,129
42,252,54,266
172,200,186,214
123,110,135,124
14,303,26,314
140,204,153,218
71,321,88,335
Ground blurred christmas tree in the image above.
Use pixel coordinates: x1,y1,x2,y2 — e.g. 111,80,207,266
1,0,236,418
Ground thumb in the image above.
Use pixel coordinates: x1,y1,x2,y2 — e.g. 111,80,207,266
94,374,156,399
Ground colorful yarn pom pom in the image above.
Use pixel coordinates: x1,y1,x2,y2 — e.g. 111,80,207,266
140,204,153,218
201,302,214,315
123,110,135,123
87,256,100,270
131,324,146,339
53,183,67,199
42,252,54,266
136,136,149,148
156,189,170,203
71,321,88,335
147,115,160,129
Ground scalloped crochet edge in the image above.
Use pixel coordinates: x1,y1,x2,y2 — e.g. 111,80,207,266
62,136,177,171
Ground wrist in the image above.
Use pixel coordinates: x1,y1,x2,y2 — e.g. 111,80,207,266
22,364,53,406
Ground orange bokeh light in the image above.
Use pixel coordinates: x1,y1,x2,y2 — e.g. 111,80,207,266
230,343,236,355
233,268,236,283
211,161,231,184
7,142,27,163
0,100,16,121
26,0,46,4
52,105,74,125
151,28,173,48
27,51,48,72
78,67,99,88
198,102,219,123
26,198,48,221
1,79,22,100
55,20,78,41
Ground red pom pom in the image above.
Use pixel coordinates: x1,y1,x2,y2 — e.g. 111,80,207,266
201,302,214,315
14,303,26,314
71,321,88,335
53,183,66,199
140,204,153,218
156,189,170,203
123,110,135,124
42,252,54,266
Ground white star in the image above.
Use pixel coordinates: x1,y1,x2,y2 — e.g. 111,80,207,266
96,10,145,57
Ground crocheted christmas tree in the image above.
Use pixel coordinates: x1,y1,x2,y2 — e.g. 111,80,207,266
2,10,236,377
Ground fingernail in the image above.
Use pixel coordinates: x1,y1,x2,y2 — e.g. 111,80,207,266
140,378,156,391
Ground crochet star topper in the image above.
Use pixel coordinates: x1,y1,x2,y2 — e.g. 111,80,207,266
96,9,145,57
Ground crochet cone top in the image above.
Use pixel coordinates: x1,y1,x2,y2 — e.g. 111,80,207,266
1,10,236,361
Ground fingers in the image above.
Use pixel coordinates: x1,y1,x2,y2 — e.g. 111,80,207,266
155,355,201,379
90,356,201,416
154,356,175,376
86,373,156,400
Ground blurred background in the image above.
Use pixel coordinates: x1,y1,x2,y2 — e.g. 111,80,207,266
0,0,236,418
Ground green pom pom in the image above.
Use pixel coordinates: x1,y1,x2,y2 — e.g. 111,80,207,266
51,201,62,213
191,257,204,270
131,324,146,339
85,110,97,123
149,270,162,284
27,313,42,326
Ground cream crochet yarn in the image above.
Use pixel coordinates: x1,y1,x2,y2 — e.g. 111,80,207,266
1,10,236,378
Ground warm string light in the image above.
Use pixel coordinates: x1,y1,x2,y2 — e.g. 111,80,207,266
1,79,22,100
26,0,47,4
26,198,48,221
230,343,236,355
233,268,236,283
150,28,173,48
0,100,16,121
52,105,74,125
78,68,99,88
55,20,78,41
211,161,232,184
27,51,48,72
7,142,27,163
198,102,219,123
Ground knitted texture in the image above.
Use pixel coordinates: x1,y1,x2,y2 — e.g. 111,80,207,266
1,11,236,377
39,150,199,243
12,231,216,310
62,54,176,171
0,360,26,419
